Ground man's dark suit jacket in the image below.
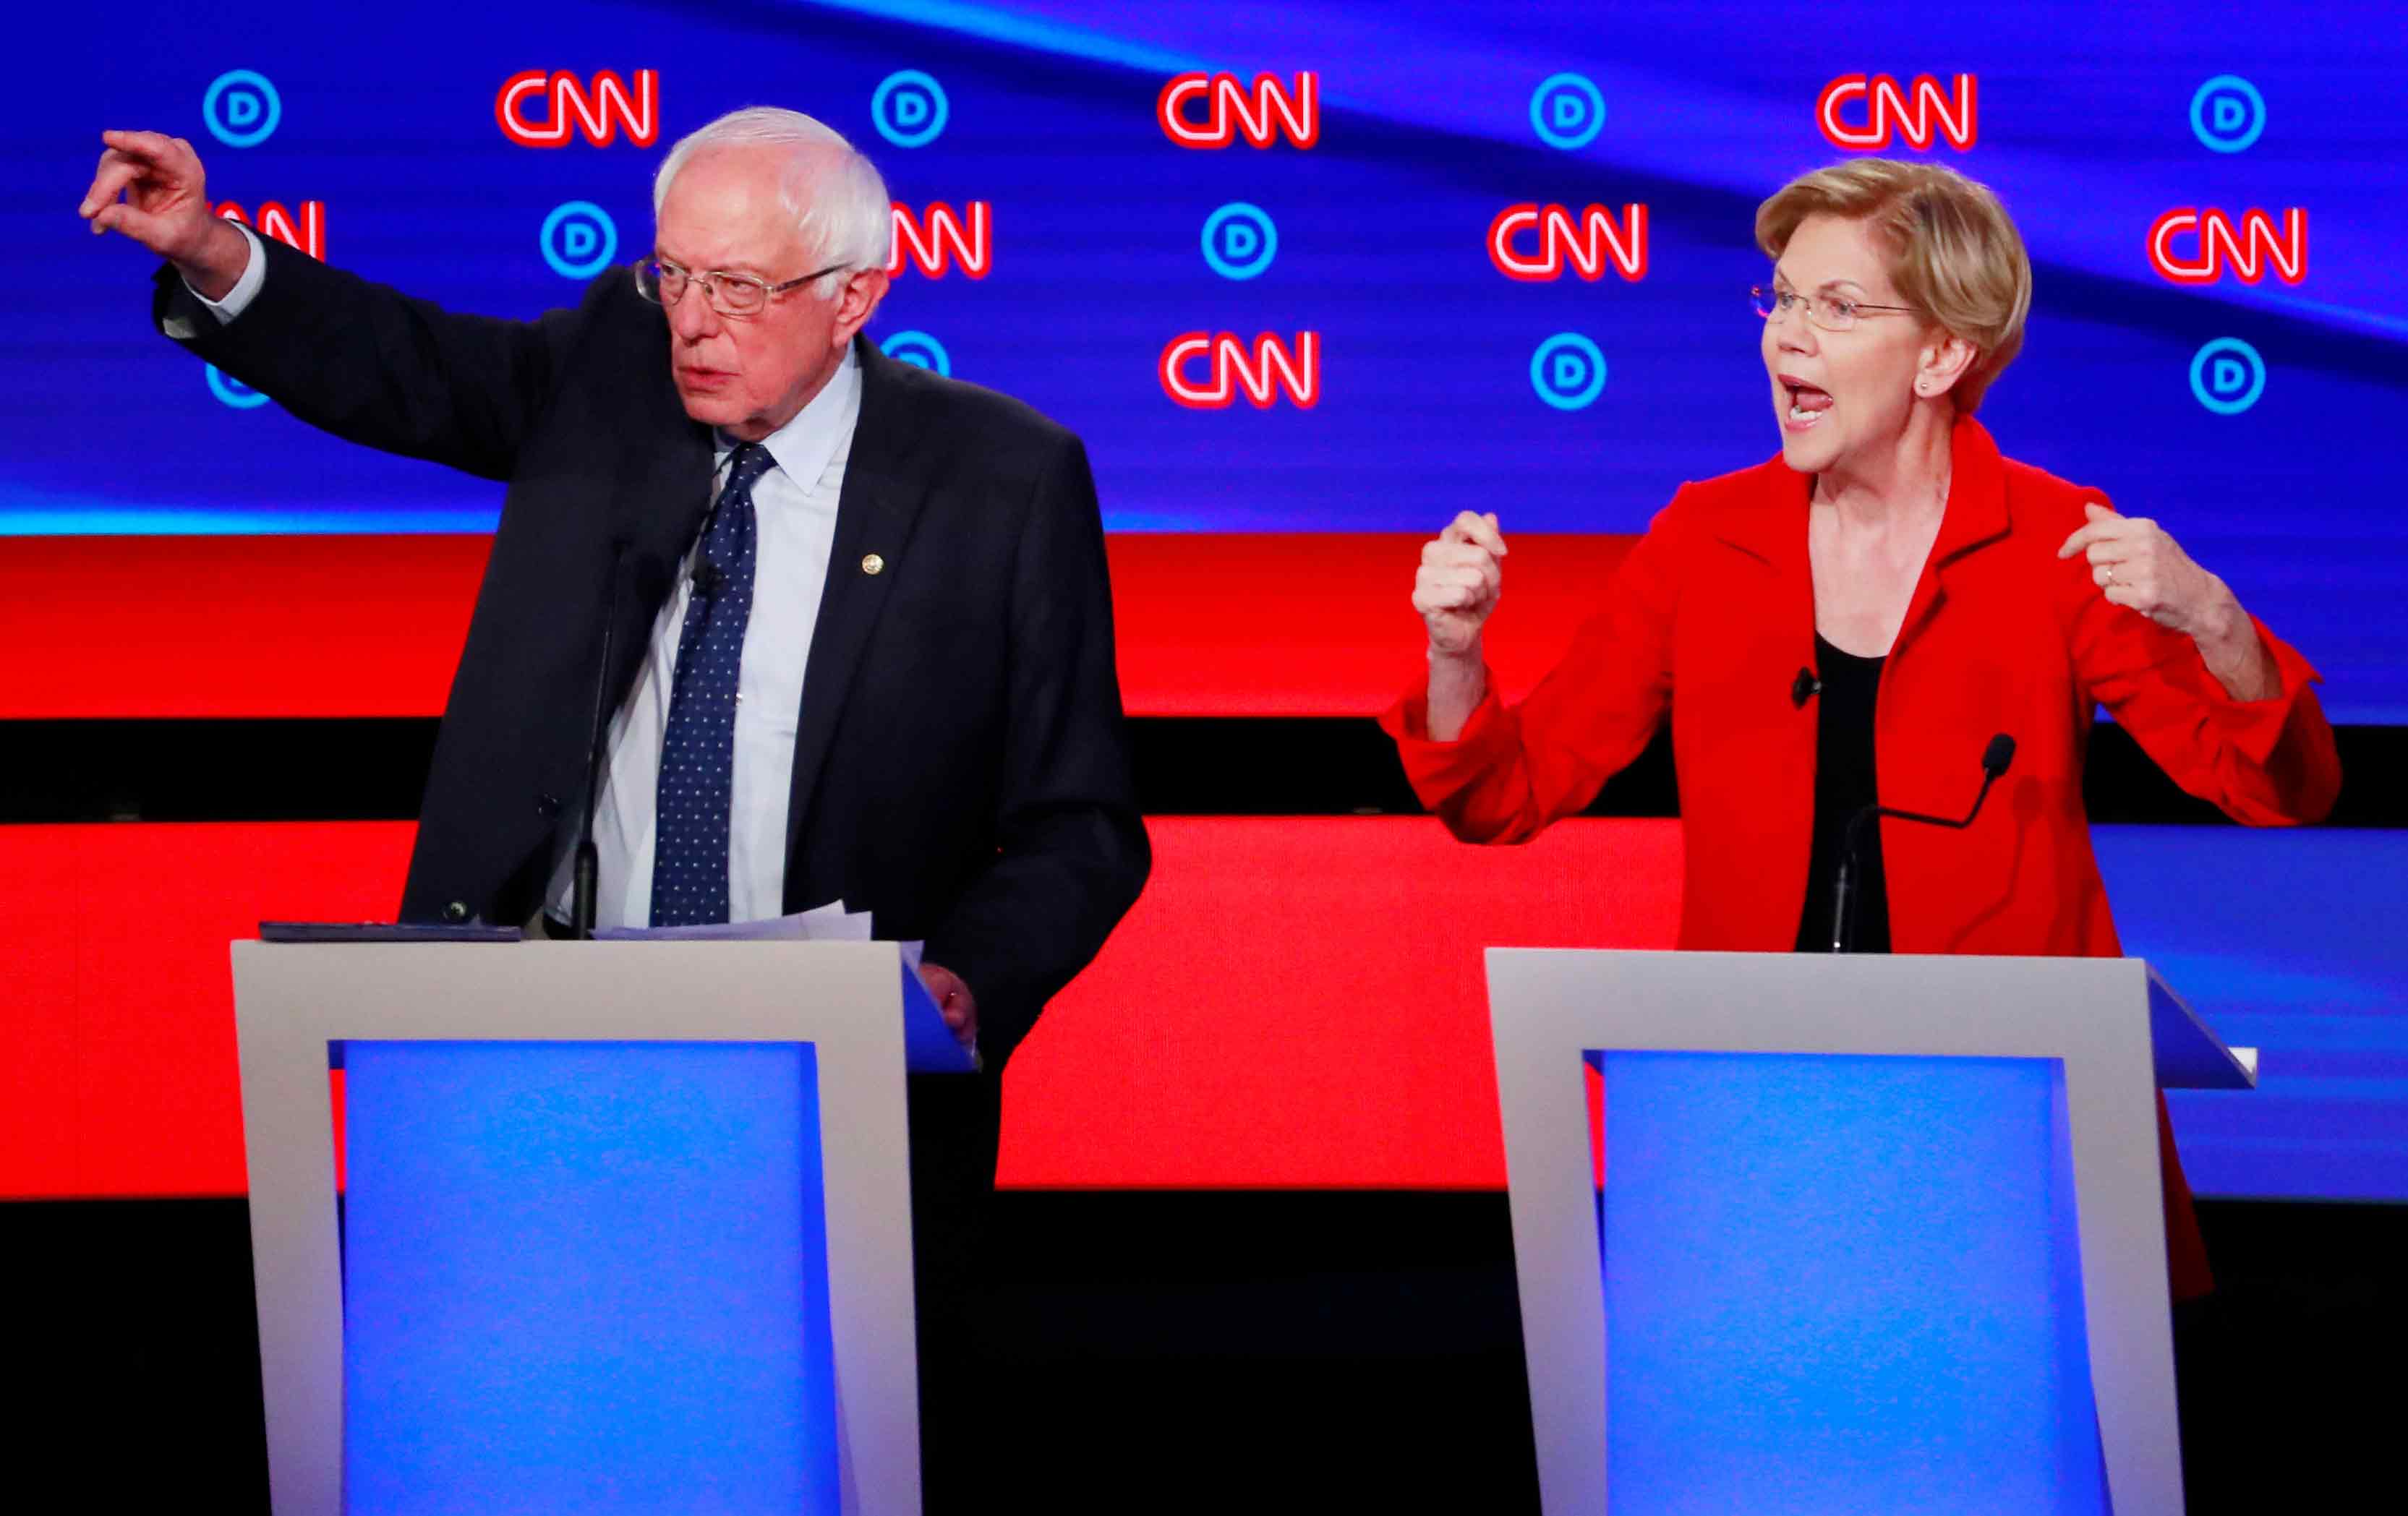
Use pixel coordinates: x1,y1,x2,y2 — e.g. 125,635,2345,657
156,236,1150,1072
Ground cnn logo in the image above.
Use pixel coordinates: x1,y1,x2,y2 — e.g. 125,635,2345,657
2148,207,2307,286
1488,204,1648,282
215,200,323,260
1159,333,1320,410
887,202,989,279
1817,74,1976,151
496,69,659,147
1158,72,1318,149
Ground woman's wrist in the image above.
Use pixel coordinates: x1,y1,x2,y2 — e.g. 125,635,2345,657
1425,641,1487,740
2189,578,2278,701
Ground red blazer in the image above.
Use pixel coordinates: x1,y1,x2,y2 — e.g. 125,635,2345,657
1385,416,2341,1296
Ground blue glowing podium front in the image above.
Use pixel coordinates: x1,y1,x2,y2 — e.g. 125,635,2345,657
1485,951,2255,1516
230,939,962,1516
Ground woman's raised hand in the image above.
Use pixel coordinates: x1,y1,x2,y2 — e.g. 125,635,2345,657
2059,500,2278,701
1414,510,1508,657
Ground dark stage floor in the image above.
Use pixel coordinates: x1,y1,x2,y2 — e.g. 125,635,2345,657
11,1191,2402,1512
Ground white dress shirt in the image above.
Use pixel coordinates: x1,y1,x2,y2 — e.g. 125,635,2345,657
547,348,858,927
189,231,856,928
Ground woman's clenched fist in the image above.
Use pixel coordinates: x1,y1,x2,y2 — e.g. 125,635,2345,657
1413,510,1508,657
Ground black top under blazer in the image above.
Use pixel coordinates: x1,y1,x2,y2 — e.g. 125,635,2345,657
155,236,1151,1069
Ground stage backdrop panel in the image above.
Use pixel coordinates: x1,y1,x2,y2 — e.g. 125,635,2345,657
2,818,2402,1204
9,1,2406,719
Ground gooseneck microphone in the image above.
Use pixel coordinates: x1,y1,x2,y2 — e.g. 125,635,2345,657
1828,733,2015,953
571,538,630,941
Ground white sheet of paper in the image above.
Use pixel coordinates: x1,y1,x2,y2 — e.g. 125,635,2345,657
597,903,923,969
592,905,959,1067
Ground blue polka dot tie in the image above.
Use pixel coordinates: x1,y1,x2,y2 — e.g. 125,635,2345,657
650,442,773,925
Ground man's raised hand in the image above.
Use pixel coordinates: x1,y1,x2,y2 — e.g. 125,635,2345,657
80,131,249,299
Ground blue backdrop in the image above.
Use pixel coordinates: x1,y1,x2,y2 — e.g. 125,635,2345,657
20,0,2407,716
12,4,2404,1202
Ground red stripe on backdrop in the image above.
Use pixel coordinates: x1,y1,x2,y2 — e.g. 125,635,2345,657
0,823,416,1197
993,816,1683,1188
0,534,1634,719
0,817,1683,1199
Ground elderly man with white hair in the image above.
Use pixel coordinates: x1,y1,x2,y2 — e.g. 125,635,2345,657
84,108,1150,1503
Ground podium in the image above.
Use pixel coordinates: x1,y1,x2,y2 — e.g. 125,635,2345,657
231,938,963,1516
1487,951,2255,1516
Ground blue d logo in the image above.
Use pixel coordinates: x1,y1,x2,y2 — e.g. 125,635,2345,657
206,364,270,410
539,202,618,280
1531,333,1607,411
202,69,281,149
1201,203,1278,280
2190,74,2266,153
2187,338,2265,415
881,330,952,377
1529,73,1605,151
872,71,949,148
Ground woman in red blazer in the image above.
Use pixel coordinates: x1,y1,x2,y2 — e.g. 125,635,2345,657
1383,160,2340,1298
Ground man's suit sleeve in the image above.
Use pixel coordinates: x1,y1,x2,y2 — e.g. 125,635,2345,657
152,233,584,482
923,434,1151,1063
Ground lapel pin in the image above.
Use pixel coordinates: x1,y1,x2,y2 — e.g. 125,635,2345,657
861,553,886,576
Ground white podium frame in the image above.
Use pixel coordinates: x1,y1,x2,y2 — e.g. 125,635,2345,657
1487,949,2254,1516
231,938,927,1516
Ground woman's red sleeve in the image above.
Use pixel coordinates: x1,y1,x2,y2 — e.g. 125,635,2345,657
2069,563,2341,826
1379,492,1692,843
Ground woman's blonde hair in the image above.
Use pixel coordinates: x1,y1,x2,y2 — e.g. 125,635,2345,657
1755,159,2031,414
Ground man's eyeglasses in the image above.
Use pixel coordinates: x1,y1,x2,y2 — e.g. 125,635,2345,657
635,254,853,318
1751,284,1918,333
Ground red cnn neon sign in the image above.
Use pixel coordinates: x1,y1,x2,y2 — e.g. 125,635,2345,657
1159,333,1320,410
1816,74,1978,151
887,202,991,279
1157,72,1320,149
495,69,659,148
1488,204,1649,282
214,200,323,261
2146,207,2308,286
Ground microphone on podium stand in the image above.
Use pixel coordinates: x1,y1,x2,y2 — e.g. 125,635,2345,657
571,539,629,941
1829,734,2016,953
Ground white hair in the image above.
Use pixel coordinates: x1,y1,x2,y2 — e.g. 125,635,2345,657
652,107,891,299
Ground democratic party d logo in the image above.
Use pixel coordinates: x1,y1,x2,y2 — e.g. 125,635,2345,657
2189,338,2265,416
881,331,952,376
202,70,281,148
2191,75,2266,153
1201,205,1277,280
540,202,618,280
1530,333,1607,411
206,364,270,410
1529,74,1604,150
872,71,949,147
